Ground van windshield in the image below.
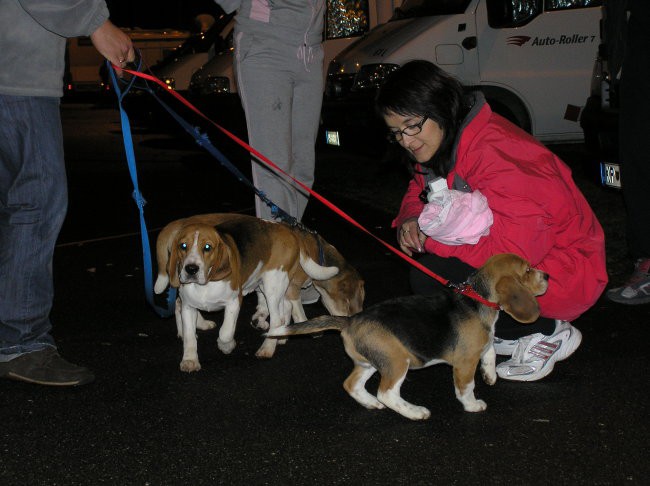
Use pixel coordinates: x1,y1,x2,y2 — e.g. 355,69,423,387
391,0,472,20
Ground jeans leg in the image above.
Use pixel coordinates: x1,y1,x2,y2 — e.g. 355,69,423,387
0,95,67,361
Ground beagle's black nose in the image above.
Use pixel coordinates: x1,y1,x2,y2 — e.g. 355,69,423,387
185,264,199,276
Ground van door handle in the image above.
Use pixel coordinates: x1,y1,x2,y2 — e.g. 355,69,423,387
462,36,477,50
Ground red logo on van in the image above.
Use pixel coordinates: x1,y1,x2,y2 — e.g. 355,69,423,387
507,35,531,46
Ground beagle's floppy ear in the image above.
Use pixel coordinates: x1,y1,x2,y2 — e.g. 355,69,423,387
154,224,182,293
496,275,541,323
168,241,182,288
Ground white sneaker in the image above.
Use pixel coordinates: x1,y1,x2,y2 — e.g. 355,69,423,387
496,320,582,382
493,336,519,356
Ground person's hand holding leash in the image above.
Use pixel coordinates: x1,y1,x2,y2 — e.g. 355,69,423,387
90,20,135,76
399,218,426,256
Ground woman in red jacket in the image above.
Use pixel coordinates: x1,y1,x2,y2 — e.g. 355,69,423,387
376,61,607,382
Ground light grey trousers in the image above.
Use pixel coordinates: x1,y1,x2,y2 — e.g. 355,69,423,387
234,31,324,221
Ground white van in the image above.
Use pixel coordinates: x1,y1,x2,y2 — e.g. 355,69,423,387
322,0,602,150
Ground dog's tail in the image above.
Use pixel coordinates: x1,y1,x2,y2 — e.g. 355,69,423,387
266,315,350,338
299,252,339,281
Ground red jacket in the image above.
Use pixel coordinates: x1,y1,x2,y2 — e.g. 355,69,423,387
393,102,607,321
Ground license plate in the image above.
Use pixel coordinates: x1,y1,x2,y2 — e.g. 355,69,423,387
600,162,622,189
325,130,341,146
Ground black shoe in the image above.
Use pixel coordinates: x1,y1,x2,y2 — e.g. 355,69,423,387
0,348,95,386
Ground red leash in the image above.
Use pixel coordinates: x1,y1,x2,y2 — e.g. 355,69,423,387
115,66,500,310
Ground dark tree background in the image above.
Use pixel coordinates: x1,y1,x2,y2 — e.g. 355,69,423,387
106,0,224,30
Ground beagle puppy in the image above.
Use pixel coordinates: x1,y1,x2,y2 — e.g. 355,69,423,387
154,213,364,371
267,253,549,420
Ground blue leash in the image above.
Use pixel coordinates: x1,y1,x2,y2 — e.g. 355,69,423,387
108,58,327,317
108,61,177,318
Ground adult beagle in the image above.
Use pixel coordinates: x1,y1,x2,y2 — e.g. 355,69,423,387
267,253,549,420
251,231,365,330
154,213,364,371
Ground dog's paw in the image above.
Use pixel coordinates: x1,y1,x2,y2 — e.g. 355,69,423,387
463,399,487,413
404,405,431,421
353,394,386,410
218,338,236,354
180,359,201,372
252,318,270,331
197,318,217,331
365,401,386,410
255,341,276,359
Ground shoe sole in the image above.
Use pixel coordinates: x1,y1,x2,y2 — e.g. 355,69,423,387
5,371,95,387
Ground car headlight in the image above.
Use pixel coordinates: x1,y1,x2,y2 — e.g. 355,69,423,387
353,63,399,91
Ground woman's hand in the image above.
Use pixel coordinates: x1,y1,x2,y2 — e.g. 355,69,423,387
398,218,426,256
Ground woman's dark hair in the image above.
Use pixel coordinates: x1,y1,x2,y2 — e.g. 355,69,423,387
375,60,469,177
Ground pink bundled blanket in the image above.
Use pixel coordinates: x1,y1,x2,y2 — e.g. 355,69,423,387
418,186,493,245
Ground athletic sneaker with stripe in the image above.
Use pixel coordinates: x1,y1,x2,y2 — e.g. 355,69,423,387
496,320,582,382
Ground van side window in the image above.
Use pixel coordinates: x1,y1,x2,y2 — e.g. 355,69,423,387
393,0,471,19
486,0,541,28
545,0,602,11
326,0,370,40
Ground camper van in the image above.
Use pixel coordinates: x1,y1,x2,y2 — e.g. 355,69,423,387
322,0,603,151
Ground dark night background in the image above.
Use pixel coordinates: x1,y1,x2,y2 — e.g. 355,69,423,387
106,0,225,30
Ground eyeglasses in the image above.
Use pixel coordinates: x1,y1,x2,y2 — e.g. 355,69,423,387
386,116,428,143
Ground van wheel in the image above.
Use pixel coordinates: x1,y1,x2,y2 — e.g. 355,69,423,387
487,98,532,134
478,87,532,134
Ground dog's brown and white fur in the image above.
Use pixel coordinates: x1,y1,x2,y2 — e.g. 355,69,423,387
267,253,549,420
154,213,364,371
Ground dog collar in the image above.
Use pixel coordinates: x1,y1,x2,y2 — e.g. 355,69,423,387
450,282,501,310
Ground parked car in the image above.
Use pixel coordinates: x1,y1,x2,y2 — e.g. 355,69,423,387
321,0,603,154
151,12,235,93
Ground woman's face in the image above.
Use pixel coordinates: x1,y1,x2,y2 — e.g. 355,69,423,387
384,111,444,163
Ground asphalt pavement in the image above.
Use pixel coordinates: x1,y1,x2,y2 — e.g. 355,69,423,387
0,100,648,486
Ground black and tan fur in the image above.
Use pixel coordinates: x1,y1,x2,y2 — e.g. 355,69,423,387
267,253,549,420
154,213,364,371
